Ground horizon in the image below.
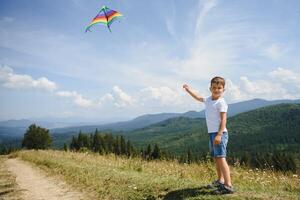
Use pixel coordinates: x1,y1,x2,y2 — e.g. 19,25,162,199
1,97,299,124
1,0,300,121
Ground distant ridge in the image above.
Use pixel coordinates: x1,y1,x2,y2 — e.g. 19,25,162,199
51,98,300,133
0,98,299,140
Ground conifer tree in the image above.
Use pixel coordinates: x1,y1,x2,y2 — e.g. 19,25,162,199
126,140,131,157
146,144,152,159
70,136,79,151
77,131,85,149
63,143,68,151
187,148,192,164
151,144,161,160
93,131,102,152
120,135,126,155
105,134,114,153
113,135,121,155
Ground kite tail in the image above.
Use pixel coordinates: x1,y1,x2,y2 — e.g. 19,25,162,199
85,24,92,33
107,25,112,33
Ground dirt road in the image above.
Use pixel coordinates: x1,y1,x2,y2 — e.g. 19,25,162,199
5,158,86,200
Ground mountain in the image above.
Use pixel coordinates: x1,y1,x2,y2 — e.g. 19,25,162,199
124,103,300,157
51,98,300,134
219,98,300,116
52,112,182,134
1,99,300,149
0,119,33,128
190,98,300,118
0,119,80,129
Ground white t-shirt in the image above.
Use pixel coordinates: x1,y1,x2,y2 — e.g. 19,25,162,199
203,96,228,133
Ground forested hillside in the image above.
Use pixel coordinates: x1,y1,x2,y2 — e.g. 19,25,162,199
125,104,300,155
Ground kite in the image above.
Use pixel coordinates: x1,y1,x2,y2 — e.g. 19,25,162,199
85,5,123,33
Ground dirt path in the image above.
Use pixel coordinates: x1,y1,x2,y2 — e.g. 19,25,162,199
4,158,86,200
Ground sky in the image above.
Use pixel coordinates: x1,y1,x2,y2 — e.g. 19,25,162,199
1,0,300,122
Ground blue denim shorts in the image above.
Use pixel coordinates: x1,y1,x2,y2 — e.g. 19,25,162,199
209,132,228,158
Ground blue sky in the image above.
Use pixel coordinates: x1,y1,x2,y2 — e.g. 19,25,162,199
1,0,300,122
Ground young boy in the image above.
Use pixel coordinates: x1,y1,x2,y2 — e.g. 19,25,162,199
183,76,234,194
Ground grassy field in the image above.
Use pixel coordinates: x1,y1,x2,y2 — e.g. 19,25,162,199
0,156,23,200
9,150,300,200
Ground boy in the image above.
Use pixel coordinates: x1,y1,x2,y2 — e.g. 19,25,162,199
183,76,234,194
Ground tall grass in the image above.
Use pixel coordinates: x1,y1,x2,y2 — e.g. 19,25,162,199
16,150,300,200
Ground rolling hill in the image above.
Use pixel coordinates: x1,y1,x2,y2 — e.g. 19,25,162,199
124,103,300,158
1,99,300,155
50,98,300,134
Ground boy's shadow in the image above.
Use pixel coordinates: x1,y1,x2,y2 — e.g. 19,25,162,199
162,185,214,200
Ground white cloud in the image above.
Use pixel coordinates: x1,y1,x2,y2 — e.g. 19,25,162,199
269,67,300,87
224,79,244,102
55,90,77,98
165,17,176,38
53,66,300,111
73,95,93,108
223,68,300,101
195,0,218,36
139,86,184,106
173,29,238,80
0,65,57,91
55,86,136,109
112,86,136,108
56,90,93,108
98,93,114,106
239,76,256,93
172,0,246,81
165,1,176,38
240,76,287,97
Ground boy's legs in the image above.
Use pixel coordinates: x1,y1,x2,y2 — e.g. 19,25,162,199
215,157,231,187
210,132,234,194
212,132,232,186
209,133,225,186
214,158,225,183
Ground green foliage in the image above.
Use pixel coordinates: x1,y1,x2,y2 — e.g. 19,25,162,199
14,103,300,172
126,140,132,157
0,144,17,155
187,148,193,164
125,103,300,172
151,144,161,159
70,131,135,156
63,143,68,151
22,124,52,150
68,131,165,163
64,103,300,172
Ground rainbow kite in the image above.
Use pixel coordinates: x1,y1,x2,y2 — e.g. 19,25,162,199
85,6,123,33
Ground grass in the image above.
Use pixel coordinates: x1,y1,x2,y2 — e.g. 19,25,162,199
0,155,23,200
11,150,300,200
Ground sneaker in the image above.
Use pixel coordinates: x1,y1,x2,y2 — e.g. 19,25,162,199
204,180,224,189
212,184,234,195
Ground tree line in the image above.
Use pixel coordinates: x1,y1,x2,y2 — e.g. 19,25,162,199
228,152,297,172
2,123,297,173
68,129,163,160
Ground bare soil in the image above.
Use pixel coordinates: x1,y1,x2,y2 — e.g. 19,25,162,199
4,158,86,200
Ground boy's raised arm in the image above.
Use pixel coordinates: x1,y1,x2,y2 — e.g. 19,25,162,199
183,84,204,102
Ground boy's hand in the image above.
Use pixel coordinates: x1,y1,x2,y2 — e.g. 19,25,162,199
214,134,222,145
183,84,189,91
183,84,204,102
